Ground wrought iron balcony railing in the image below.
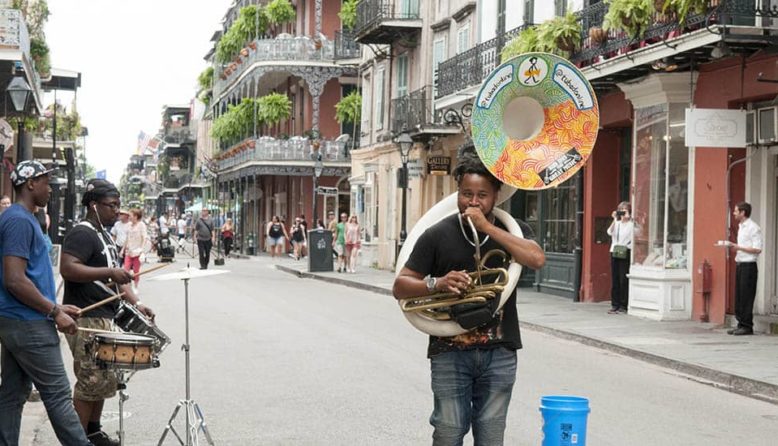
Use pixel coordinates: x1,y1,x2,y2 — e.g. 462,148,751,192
391,85,435,134
355,0,420,38
436,1,778,100
435,24,529,100
217,136,351,171
214,33,359,97
334,30,361,59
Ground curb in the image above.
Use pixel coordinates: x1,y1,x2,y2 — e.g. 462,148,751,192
276,264,778,405
275,265,392,296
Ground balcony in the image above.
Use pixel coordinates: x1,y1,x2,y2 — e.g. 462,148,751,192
435,24,530,103
217,136,350,172
334,30,361,60
569,0,778,87
391,85,460,140
214,33,360,98
354,0,422,45
0,9,43,114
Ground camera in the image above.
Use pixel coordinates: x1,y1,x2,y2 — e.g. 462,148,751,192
616,210,625,218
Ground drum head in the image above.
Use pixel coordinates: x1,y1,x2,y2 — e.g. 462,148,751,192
472,53,599,190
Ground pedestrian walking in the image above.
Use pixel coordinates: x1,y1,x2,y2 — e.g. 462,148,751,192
727,201,762,336
607,201,633,314
221,217,235,257
345,215,361,273
195,209,215,269
266,215,288,258
333,212,347,272
60,178,154,446
290,216,307,260
0,160,91,446
393,151,545,445
122,208,147,290
110,209,130,266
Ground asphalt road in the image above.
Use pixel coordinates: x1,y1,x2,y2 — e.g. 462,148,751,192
26,255,778,445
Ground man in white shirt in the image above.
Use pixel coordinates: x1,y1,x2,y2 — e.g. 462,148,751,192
728,201,762,336
158,214,169,236
110,209,130,265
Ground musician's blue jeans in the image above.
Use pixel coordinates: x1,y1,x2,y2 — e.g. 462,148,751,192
429,347,517,446
0,317,90,446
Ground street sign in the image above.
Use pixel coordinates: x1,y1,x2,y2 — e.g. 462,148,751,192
317,186,339,196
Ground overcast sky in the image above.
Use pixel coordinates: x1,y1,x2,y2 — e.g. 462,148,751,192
45,0,231,183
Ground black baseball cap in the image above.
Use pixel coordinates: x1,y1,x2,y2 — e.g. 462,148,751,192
10,160,55,186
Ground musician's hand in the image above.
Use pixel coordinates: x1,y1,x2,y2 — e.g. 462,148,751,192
438,270,472,294
137,304,155,321
54,312,78,335
61,304,82,319
462,206,491,232
108,268,133,285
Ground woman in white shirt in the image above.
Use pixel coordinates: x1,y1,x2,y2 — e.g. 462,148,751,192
122,208,147,289
606,201,634,314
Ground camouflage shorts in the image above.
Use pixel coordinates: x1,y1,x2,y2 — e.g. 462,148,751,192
65,317,118,401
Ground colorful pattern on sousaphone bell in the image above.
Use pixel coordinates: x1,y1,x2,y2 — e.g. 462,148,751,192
472,53,599,190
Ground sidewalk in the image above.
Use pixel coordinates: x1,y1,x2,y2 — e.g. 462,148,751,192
271,255,778,405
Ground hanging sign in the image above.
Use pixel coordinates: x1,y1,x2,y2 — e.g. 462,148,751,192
427,156,451,175
685,108,747,148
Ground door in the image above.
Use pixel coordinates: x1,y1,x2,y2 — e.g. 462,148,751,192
773,158,778,314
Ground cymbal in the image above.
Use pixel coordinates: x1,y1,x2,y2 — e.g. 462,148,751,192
149,267,230,281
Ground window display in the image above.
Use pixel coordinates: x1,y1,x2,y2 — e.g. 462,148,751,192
632,103,689,270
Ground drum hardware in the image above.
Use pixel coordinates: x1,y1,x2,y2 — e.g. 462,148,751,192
153,265,228,446
114,301,172,354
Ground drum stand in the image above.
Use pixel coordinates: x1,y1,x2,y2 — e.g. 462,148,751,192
115,370,134,446
158,276,215,446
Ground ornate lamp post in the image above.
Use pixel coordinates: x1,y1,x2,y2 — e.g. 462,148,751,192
6,75,32,162
395,131,413,251
312,149,324,222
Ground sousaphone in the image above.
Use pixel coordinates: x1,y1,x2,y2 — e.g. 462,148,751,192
396,53,600,337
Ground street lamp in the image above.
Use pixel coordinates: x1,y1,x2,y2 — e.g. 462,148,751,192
6,75,32,162
396,131,413,251
312,149,324,223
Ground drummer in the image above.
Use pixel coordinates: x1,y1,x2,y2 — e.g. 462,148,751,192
60,178,155,446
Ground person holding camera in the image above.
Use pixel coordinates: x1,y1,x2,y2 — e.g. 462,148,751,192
607,201,634,314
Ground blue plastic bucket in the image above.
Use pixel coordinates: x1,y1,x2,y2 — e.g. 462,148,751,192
539,395,590,446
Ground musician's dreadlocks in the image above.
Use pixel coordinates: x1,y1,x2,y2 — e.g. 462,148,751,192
453,146,501,192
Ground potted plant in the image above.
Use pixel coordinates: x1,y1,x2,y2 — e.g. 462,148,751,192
257,93,292,126
603,0,655,38
339,0,359,30
334,91,362,124
266,0,296,32
501,26,540,60
536,12,582,56
665,0,710,25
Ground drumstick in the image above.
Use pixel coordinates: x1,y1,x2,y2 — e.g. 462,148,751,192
77,327,114,334
77,292,126,315
134,263,171,278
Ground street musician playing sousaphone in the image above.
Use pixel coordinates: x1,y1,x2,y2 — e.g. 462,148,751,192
393,150,545,445
60,178,155,446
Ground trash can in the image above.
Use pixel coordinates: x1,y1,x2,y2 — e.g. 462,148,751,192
308,229,333,272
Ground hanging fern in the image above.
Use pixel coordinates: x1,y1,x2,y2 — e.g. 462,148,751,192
265,0,296,25
335,91,361,124
339,0,359,30
257,93,292,125
501,27,541,60
216,5,270,64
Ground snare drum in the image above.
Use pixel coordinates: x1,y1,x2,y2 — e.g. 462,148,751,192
114,302,171,353
92,332,157,370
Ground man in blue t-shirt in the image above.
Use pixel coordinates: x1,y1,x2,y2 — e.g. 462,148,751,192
0,160,90,446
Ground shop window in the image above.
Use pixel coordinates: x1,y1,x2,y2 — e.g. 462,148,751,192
632,103,689,270
542,181,575,253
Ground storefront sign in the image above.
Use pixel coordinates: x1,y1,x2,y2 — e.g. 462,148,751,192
317,186,339,196
427,156,451,175
685,108,747,148
407,159,423,178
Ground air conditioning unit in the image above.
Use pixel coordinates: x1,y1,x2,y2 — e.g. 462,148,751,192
757,106,777,144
